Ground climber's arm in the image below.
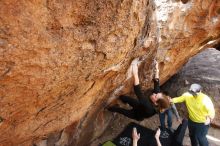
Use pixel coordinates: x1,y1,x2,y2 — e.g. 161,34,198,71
132,63,139,86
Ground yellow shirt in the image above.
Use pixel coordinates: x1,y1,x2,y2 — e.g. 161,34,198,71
173,92,215,123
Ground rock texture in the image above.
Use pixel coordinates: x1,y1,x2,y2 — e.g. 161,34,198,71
155,0,220,83
0,0,157,145
0,0,220,146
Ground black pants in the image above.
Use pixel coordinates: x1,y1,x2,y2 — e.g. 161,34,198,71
108,95,146,121
172,119,188,146
188,119,209,146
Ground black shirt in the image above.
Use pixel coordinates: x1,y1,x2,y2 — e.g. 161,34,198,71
134,85,157,118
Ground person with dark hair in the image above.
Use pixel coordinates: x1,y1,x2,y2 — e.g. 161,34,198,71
171,84,215,146
108,60,180,125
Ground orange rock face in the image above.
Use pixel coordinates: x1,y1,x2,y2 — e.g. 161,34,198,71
155,0,220,83
0,0,219,145
0,0,156,145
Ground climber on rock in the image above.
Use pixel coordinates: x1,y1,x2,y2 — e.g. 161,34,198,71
108,60,181,131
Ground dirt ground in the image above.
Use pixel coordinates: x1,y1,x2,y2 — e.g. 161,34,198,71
90,110,220,146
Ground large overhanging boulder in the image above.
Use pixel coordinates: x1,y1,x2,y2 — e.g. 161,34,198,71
0,0,219,145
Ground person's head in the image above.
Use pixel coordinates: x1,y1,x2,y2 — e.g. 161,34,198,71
189,83,202,97
190,83,202,92
150,92,169,101
150,93,158,103
157,95,170,113
150,92,166,101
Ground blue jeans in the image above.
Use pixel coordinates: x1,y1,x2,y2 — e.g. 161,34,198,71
188,119,209,146
159,108,172,130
